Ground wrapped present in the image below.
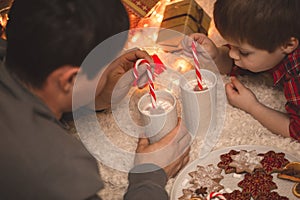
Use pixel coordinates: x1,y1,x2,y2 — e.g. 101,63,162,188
122,0,160,28
122,0,160,17
161,15,199,34
162,0,202,23
157,0,211,47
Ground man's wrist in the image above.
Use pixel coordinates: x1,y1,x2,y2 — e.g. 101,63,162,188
128,163,168,188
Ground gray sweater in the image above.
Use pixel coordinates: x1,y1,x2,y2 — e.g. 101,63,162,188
0,64,168,200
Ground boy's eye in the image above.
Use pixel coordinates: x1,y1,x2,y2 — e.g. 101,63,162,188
239,50,250,56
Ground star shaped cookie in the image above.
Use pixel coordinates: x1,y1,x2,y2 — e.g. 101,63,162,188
188,164,224,183
217,150,239,174
229,150,263,173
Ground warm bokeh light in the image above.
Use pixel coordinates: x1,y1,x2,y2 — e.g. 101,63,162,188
173,57,193,73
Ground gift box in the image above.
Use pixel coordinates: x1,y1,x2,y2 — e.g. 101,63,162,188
122,0,159,17
122,0,160,28
157,0,211,47
162,0,202,24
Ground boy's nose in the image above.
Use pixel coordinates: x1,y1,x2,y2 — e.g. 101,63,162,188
228,48,240,60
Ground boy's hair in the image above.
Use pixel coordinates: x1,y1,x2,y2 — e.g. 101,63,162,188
214,0,300,52
6,0,129,88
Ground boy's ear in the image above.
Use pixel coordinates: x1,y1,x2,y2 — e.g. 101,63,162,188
281,37,299,54
58,66,80,93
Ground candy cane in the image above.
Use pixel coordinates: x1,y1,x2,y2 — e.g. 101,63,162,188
133,59,148,86
133,54,166,87
191,40,204,90
146,64,157,108
134,59,157,108
206,192,226,200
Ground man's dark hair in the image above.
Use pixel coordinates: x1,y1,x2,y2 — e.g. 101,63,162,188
214,0,300,52
6,0,129,88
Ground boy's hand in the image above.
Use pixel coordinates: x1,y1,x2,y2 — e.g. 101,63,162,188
181,33,219,60
225,76,260,113
226,76,291,137
181,33,233,74
134,118,191,179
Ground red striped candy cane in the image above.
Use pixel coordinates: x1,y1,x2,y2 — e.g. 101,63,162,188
206,192,226,200
134,59,157,108
133,59,149,86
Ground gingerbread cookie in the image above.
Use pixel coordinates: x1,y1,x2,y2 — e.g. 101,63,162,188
258,151,290,174
189,164,224,183
217,150,239,174
256,191,289,200
229,150,263,173
178,187,207,200
179,178,223,200
189,176,224,194
178,189,192,200
238,171,277,199
179,164,225,200
223,190,251,200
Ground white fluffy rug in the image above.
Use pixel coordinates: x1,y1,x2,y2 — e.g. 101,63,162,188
69,0,300,199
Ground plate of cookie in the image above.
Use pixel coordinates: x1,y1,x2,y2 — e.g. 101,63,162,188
170,145,299,200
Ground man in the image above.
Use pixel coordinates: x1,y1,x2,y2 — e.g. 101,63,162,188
0,0,190,199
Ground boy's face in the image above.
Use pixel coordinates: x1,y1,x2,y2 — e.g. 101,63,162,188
226,39,286,72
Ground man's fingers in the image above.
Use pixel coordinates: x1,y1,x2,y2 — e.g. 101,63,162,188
158,118,191,150
180,148,190,168
173,119,191,144
177,131,191,151
159,118,182,143
114,63,149,89
116,70,135,86
135,63,149,88
169,147,190,178
136,49,153,63
127,49,153,63
180,147,190,159
136,137,150,152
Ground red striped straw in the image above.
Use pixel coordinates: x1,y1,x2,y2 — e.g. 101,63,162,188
134,59,157,108
191,40,204,90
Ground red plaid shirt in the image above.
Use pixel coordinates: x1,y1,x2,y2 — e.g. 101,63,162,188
230,48,300,141
272,48,300,141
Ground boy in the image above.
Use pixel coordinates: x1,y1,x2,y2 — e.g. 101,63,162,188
184,0,300,141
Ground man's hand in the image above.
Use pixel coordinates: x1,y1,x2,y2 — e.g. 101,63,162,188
91,49,153,110
134,118,191,178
